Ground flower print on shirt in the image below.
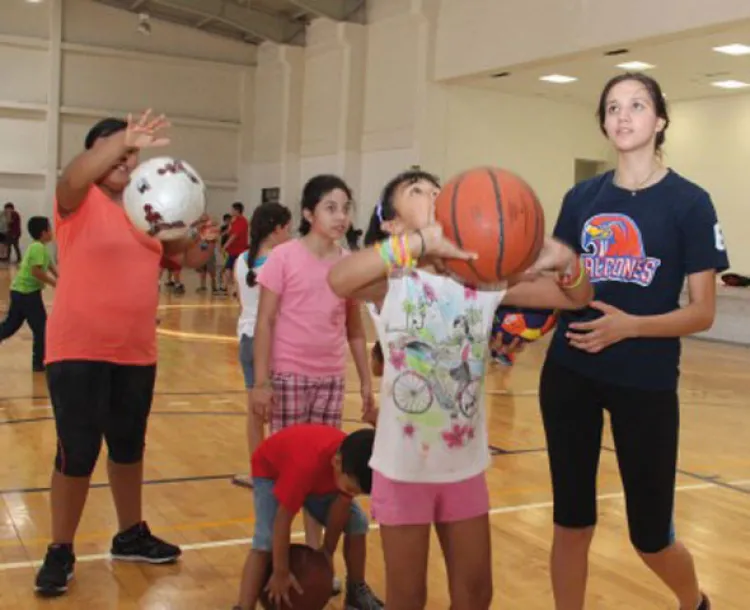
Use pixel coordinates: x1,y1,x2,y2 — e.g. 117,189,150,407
382,271,490,455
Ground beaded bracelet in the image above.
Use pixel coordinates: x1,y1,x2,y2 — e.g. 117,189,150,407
376,234,414,273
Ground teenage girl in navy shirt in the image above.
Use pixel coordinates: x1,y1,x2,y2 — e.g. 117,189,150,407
541,73,728,610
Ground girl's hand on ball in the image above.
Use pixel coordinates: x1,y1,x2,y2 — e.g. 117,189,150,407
418,224,477,261
124,109,171,150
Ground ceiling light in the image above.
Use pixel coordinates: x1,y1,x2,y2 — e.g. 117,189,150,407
617,61,655,70
539,74,577,84
713,44,750,56
711,80,750,89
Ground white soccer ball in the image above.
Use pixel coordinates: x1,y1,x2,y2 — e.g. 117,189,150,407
123,156,206,240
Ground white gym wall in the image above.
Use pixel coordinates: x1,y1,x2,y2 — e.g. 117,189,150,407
251,0,612,233
0,0,255,247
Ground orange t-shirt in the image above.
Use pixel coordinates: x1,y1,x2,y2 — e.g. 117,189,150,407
45,185,163,365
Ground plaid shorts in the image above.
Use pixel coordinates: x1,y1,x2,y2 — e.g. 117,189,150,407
270,372,345,433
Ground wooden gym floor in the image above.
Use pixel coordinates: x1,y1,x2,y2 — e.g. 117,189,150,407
0,266,749,609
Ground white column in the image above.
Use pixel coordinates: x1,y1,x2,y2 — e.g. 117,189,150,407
44,0,62,211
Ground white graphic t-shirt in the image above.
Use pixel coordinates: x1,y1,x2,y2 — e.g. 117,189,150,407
368,268,505,483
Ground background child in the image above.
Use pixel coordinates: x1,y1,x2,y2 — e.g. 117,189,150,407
0,216,57,371
252,174,374,592
327,169,592,610
233,424,382,610
159,255,184,294
222,202,249,298
232,202,292,489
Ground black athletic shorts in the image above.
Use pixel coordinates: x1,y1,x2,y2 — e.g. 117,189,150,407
46,361,157,477
539,357,679,553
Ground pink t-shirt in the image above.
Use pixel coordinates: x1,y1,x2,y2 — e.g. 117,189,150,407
257,239,348,377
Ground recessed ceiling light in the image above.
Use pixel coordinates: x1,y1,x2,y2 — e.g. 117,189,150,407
539,74,577,84
713,44,750,56
711,80,750,89
617,61,655,70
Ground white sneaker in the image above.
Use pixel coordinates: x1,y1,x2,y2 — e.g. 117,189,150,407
332,576,342,596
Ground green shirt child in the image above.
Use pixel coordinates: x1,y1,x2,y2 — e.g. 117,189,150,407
12,241,52,293
0,216,57,372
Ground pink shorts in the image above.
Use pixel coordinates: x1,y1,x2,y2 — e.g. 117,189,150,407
370,470,489,526
270,372,345,434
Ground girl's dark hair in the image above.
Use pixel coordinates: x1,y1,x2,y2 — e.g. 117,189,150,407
364,170,440,246
597,72,670,151
246,202,292,287
84,117,127,150
298,174,353,235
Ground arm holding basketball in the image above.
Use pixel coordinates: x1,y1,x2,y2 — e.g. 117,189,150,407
321,494,353,558
504,238,593,310
57,111,170,214
328,224,476,299
266,506,303,607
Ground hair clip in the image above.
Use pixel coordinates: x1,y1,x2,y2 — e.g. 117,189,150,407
375,198,384,223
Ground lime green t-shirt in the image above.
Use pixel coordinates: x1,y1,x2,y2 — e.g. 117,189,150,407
11,241,51,294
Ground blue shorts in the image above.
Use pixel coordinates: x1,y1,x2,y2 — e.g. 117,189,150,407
239,334,254,388
252,477,370,551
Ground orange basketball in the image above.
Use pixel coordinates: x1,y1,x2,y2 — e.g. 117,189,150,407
434,167,545,285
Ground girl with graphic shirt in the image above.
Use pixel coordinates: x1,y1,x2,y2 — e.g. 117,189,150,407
232,202,292,489
327,170,593,610
252,175,375,559
540,73,727,610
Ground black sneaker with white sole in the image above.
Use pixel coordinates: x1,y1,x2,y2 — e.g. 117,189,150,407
34,544,75,597
110,521,181,564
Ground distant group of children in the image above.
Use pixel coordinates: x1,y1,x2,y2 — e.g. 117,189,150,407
160,202,251,297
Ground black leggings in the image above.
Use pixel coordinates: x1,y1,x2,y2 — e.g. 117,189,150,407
0,290,46,368
47,361,156,477
539,358,678,553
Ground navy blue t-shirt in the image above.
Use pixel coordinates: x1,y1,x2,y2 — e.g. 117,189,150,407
547,169,729,391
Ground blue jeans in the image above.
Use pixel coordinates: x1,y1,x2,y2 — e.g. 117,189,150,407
252,477,369,551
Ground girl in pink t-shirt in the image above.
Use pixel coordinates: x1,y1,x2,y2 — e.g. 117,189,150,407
252,174,374,553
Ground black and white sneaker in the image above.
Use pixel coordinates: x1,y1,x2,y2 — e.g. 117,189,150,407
34,544,75,597
110,521,181,564
345,581,384,610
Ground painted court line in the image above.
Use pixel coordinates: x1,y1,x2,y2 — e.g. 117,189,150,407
0,478,746,572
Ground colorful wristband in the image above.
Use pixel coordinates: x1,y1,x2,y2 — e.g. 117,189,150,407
559,257,586,289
